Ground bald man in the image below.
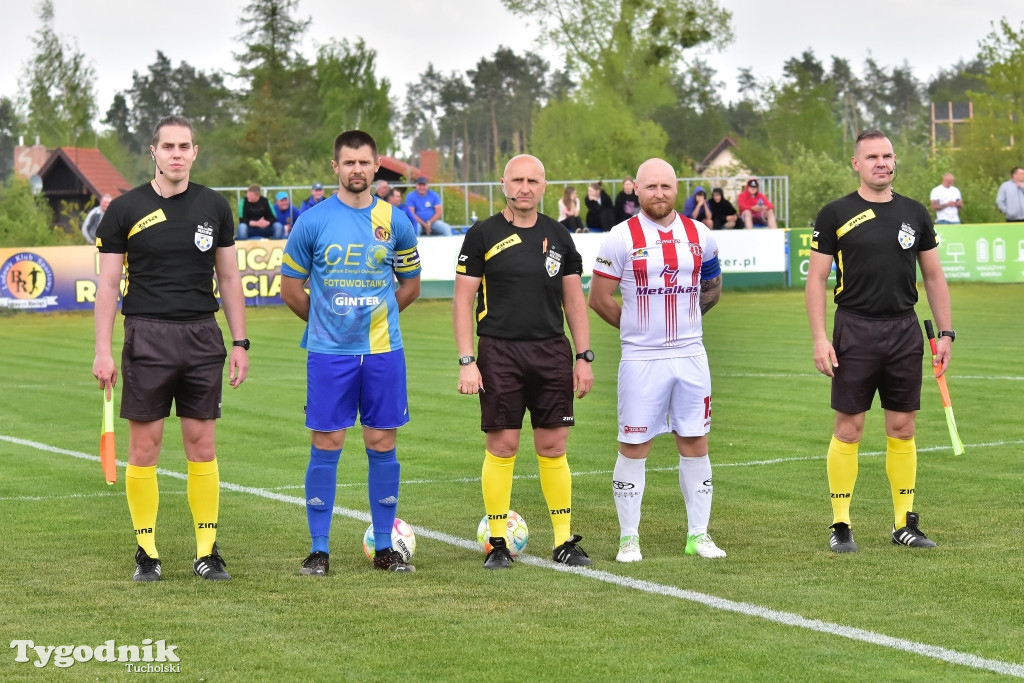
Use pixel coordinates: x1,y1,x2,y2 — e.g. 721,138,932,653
454,154,595,570
589,158,726,562
929,173,962,224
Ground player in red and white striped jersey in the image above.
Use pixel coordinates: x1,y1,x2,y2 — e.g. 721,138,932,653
589,158,725,562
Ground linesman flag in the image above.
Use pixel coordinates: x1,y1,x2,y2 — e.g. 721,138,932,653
100,390,117,484
924,320,965,456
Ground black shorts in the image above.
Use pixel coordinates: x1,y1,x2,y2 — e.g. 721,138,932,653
831,309,923,414
477,335,574,431
121,315,227,421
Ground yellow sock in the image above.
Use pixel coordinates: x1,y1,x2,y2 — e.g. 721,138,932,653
827,436,858,525
481,451,515,539
188,459,220,558
126,464,159,558
537,454,572,546
886,436,917,528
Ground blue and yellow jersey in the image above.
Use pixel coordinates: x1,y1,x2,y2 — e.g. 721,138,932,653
281,196,420,355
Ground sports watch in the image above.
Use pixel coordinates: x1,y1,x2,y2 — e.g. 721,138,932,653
232,339,251,351
575,349,595,363
938,330,956,343
458,355,476,366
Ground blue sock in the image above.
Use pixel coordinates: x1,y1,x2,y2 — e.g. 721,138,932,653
367,448,400,551
306,446,341,554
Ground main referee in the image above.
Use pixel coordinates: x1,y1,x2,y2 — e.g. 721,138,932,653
453,154,595,569
806,129,953,553
93,115,249,581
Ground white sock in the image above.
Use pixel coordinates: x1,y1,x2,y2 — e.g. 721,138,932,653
679,454,713,535
613,453,646,537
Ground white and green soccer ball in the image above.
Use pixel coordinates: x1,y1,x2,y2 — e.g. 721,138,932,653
362,518,416,561
477,509,529,556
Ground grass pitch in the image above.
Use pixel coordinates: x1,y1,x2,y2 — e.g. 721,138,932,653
1,284,1022,680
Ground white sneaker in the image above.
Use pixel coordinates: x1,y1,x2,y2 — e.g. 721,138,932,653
685,532,726,559
616,535,642,563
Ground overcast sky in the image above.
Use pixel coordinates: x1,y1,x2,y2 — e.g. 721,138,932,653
3,0,1023,141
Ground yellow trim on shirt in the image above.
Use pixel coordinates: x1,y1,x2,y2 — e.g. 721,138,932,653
370,200,393,238
477,275,488,322
836,209,875,239
127,209,167,239
484,234,522,261
282,253,308,276
835,250,845,296
369,301,392,353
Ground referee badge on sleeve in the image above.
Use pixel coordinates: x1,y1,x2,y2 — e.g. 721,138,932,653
898,223,916,250
544,249,562,277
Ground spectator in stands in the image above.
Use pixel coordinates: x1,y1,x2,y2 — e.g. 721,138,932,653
585,182,615,231
375,180,391,203
614,177,640,223
930,173,962,224
82,193,112,245
996,166,1024,222
299,182,326,215
737,178,778,229
558,186,586,233
406,176,453,236
683,186,714,229
238,184,283,240
274,191,301,236
387,187,418,227
708,187,738,229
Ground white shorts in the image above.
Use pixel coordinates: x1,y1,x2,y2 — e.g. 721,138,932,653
617,356,711,444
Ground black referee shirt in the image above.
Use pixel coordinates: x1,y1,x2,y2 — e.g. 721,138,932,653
456,212,583,340
96,182,236,319
812,191,938,318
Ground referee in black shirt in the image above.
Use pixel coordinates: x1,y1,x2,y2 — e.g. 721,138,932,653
453,154,594,570
93,115,249,582
806,129,954,554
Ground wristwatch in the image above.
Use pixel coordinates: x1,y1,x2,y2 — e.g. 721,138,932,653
232,339,251,351
575,349,595,363
938,330,956,343
458,355,476,366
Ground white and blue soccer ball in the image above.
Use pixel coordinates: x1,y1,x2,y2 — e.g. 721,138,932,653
477,509,529,556
362,518,416,561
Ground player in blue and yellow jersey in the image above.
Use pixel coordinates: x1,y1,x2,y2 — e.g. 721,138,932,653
281,130,421,575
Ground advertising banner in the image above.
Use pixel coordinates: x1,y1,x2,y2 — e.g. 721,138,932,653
934,224,1024,282
1,227,791,313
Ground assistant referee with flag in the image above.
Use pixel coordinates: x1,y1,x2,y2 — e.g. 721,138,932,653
806,129,953,553
93,115,249,582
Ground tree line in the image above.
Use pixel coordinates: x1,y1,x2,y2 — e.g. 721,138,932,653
1,0,1023,246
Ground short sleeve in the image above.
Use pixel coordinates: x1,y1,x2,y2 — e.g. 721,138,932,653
456,225,486,278
593,226,625,280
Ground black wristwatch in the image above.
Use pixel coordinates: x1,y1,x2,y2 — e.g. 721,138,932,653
232,339,251,351
458,355,476,366
575,349,595,363
938,330,956,343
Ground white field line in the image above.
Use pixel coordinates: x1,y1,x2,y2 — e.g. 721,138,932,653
2,433,1023,677
259,439,1024,491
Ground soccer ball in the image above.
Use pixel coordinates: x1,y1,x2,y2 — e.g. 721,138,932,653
477,509,529,556
362,518,416,561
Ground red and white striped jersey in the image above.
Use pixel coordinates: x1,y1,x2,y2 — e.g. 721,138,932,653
593,212,719,359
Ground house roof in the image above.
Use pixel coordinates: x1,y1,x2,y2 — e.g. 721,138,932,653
377,155,423,182
37,147,132,198
697,136,739,174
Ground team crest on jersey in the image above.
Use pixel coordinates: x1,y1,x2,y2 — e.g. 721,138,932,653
374,225,391,242
194,223,214,252
544,249,562,277
898,222,916,250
